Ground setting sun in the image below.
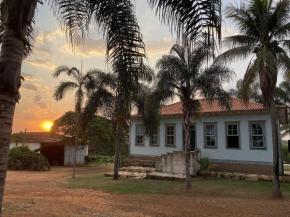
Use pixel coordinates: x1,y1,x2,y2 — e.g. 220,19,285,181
41,121,53,131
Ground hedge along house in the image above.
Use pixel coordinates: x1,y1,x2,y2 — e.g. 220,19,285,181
9,132,88,166
129,98,288,175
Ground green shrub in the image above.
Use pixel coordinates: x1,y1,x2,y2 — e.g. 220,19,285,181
8,146,51,171
282,145,290,163
197,157,219,178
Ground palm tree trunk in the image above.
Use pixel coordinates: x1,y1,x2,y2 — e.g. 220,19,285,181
183,100,192,188
113,121,122,180
0,95,16,216
270,98,281,197
72,131,78,179
0,1,38,212
72,111,80,179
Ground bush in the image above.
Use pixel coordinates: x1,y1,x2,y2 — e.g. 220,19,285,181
8,146,51,171
282,145,290,163
197,157,219,178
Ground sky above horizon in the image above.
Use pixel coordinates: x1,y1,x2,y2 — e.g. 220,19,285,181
13,0,286,133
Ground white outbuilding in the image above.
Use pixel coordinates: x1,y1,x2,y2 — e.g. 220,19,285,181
10,132,88,166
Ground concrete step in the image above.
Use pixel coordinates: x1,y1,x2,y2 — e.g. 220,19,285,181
146,172,185,181
105,171,147,179
122,159,156,168
119,166,155,174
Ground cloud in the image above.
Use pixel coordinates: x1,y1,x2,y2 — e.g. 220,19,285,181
145,37,175,55
221,26,239,38
21,73,40,82
60,38,106,57
25,58,57,69
33,95,49,109
21,83,38,91
34,95,42,102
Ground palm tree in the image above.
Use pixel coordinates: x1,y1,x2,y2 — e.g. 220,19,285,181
82,66,154,180
53,65,100,178
138,43,232,188
215,0,290,197
0,0,222,213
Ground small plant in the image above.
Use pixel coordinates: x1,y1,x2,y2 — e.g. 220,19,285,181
197,157,218,178
28,199,36,205
2,205,24,212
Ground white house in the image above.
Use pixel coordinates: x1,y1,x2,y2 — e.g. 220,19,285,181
129,98,288,175
10,132,88,166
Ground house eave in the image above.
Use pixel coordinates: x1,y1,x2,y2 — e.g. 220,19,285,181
130,110,270,120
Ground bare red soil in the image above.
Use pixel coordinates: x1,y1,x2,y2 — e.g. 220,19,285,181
2,167,290,217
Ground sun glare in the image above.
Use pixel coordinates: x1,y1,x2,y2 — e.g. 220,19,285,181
42,121,53,131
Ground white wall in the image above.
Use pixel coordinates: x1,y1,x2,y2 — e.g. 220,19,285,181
64,145,89,165
130,117,184,156
130,113,273,164
196,113,273,164
10,143,41,151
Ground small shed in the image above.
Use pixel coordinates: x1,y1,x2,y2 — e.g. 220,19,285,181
10,132,88,166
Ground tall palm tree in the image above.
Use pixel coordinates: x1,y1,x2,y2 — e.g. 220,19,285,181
215,0,290,197
82,66,154,180
138,43,232,188
53,65,100,178
0,0,222,213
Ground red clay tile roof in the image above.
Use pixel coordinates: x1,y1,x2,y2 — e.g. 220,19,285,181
21,132,63,143
132,98,267,118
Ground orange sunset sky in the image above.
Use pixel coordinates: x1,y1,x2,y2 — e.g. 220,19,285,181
12,0,286,133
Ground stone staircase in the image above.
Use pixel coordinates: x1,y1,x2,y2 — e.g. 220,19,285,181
104,152,200,180
155,151,200,176
104,166,186,180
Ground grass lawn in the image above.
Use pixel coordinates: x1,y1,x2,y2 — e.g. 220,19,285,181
68,172,290,199
285,165,290,171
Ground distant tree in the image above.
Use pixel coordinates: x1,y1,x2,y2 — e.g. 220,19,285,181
229,79,263,103
11,132,24,146
51,111,77,137
85,116,115,156
137,43,232,188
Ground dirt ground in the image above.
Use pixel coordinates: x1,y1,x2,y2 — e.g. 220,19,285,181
2,167,290,217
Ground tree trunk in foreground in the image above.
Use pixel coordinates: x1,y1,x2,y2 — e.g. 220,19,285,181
0,1,37,213
270,98,281,198
0,95,16,216
113,122,122,180
72,131,78,179
183,100,192,188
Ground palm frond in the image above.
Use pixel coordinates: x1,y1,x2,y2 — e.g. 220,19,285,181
223,35,257,48
53,81,79,101
242,57,260,103
53,65,80,81
225,3,260,39
81,87,114,131
49,0,90,46
148,0,222,46
269,0,290,37
215,45,254,65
